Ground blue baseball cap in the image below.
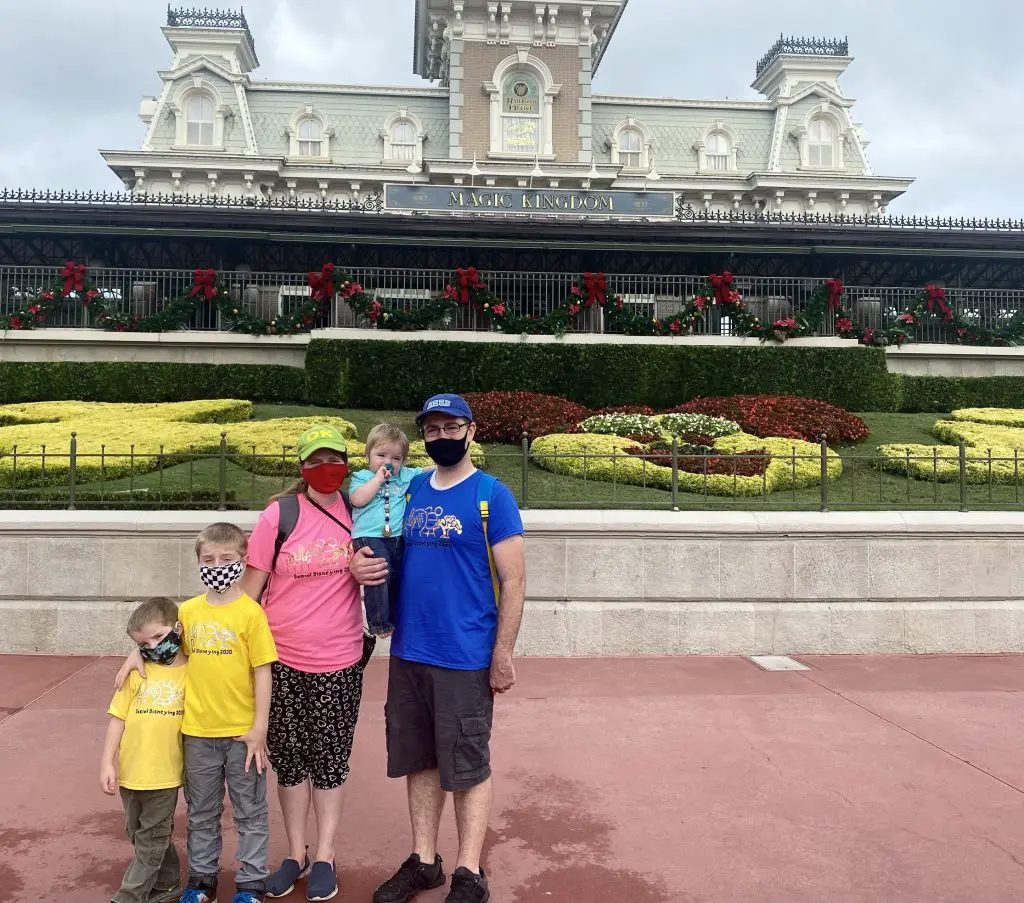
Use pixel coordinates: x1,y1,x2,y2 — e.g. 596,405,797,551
416,393,474,423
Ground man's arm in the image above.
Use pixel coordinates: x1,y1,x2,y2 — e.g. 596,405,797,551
490,534,526,694
99,716,125,794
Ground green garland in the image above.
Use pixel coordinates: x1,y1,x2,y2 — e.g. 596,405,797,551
4,262,1022,348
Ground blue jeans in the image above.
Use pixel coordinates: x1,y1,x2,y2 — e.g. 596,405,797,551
352,536,402,634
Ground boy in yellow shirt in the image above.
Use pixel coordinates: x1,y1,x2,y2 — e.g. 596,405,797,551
101,597,188,903
117,523,278,903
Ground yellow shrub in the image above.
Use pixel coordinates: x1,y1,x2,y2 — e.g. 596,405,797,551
933,420,1024,449
0,401,357,488
951,408,1024,428
529,432,840,498
878,443,1024,484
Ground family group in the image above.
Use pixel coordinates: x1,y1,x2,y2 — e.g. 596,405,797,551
99,395,527,903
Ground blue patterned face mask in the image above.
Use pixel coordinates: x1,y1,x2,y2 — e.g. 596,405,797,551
139,629,182,666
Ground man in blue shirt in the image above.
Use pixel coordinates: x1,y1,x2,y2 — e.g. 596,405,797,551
351,394,525,903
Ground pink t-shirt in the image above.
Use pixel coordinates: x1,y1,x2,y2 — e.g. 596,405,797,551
247,494,363,673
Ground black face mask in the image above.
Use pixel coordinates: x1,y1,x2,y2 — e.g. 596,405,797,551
424,437,469,468
139,629,182,666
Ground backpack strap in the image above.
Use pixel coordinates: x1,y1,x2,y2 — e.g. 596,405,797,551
476,473,500,605
271,494,301,575
405,471,432,507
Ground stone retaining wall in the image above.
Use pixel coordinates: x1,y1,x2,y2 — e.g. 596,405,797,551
2,510,1022,657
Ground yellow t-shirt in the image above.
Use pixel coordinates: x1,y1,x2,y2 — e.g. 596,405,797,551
107,661,187,790
179,592,278,738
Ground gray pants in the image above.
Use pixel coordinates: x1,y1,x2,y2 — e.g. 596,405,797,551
114,787,180,903
183,736,269,889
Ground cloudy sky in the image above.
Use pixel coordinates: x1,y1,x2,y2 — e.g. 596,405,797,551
0,0,1018,216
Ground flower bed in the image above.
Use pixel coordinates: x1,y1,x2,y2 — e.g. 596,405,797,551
876,443,1023,484
530,431,839,497
625,444,770,477
674,395,869,444
932,419,1024,450
462,391,589,444
578,412,740,440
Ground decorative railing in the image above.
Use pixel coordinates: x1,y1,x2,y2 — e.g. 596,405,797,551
755,35,850,77
2,265,1024,343
166,6,252,43
2,189,1024,232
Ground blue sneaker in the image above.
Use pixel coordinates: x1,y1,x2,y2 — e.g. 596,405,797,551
232,891,266,903
179,880,217,903
267,853,310,898
306,861,338,901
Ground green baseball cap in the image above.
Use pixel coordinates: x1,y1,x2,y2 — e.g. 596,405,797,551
297,424,348,461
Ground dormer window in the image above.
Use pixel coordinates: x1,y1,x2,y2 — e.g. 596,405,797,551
705,132,731,171
694,122,740,173
485,51,560,159
297,118,323,157
380,111,426,166
609,118,652,171
808,117,835,167
185,94,214,146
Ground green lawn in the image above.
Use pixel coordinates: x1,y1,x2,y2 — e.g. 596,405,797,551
17,406,1024,511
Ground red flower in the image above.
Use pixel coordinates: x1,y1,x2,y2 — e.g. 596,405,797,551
342,281,362,298
8,316,23,330
614,296,623,309
27,304,40,315
693,295,707,312
443,285,459,302
773,318,798,329
569,304,581,316
462,391,590,443
115,323,129,332
861,328,875,346
956,327,968,338
368,300,383,323
42,291,54,301
897,313,917,325
835,317,854,334
571,286,582,297
669,320,681,333
86,289,99,299
492,303,506,317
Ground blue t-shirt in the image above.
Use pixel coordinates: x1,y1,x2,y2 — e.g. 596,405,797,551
349,466,422,539
393,471,524,670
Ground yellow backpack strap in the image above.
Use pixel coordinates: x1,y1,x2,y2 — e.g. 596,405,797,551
477,474,500,605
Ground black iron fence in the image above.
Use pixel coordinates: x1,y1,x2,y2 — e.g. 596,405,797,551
4,264,1023,340
1,434,1021,512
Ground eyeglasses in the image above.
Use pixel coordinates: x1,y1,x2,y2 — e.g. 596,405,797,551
421,421,470,440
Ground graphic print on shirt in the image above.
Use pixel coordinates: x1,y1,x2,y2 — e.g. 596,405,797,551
187,621,239,656
283,536,353,579
405,505,463,544
134,678,186,715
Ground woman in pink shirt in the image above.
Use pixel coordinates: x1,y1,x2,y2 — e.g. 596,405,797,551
241,423,372,903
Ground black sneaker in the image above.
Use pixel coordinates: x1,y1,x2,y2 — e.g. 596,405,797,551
445,868,489,903
372,854,445,903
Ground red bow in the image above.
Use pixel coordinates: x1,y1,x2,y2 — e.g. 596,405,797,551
925,283,952,321
308,263,335,302
582,272,606,307
456,267,485,304
190,269,218,300
824,278,845,309
708,272,734,305
60,261,87,296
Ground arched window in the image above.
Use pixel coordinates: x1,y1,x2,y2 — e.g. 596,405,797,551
389,120,417,161
500,72,541,155
297,118,323,157
186,95,215,146
808,117,836,167
705,132,731,171
618,128,644,169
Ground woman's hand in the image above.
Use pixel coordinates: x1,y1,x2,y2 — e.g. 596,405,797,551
350,546,388,586
113,647,145,690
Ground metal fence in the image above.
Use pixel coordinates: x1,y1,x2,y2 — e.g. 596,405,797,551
1,434,1021,512
4,264,1024,341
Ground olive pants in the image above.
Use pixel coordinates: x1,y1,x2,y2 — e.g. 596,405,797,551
113,786,181,903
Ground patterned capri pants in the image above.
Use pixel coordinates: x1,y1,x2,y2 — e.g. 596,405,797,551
268,661,364,790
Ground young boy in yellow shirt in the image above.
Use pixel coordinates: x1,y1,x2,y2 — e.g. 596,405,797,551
117,523,278,903
101,597,188,903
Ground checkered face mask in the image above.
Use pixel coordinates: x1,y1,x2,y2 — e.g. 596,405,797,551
199,560,245,594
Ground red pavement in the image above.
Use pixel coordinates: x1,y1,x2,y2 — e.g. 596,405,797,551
2,654,1024,903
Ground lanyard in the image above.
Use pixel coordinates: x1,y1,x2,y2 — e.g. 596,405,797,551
306,496,352,536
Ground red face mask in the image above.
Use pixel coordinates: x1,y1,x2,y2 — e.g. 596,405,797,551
301,461,349,494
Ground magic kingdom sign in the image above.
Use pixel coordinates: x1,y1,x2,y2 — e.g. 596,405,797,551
384,184,675,218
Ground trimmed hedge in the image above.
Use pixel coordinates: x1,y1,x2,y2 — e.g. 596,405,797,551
0,362,306,404
895,376,1024,412
305,339,901,412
